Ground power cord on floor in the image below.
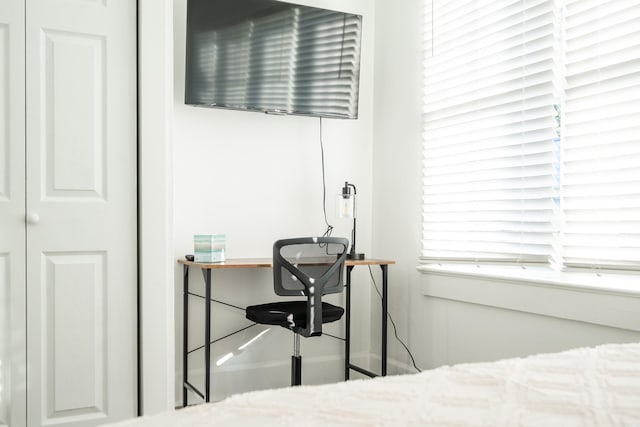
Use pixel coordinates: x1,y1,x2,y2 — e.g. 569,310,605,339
368,266,422,373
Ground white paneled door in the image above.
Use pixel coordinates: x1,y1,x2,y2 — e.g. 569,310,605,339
0,0,26,426
1,0,137,426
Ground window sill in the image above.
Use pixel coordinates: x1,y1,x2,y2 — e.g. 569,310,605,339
417,264,640,297
417,264,640,331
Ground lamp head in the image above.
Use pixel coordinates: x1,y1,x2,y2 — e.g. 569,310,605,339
337,182,356,219
341,182,352,198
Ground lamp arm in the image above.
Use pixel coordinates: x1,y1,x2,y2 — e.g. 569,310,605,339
351,217,357,254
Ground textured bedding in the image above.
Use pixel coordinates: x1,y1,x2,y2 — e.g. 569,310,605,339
106,342,640,426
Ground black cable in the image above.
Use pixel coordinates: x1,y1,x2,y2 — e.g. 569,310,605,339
368,266,422,373
317,119,418,372
319,117,334,239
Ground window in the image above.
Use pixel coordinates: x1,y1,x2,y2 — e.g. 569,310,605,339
422,0,640,272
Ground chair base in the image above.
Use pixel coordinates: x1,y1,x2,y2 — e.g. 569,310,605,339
291,355,301,386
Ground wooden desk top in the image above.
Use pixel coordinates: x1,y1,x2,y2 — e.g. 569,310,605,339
178,257,395,269
345,258,396,267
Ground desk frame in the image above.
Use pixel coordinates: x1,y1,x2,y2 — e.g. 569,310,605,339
345,262,389,380
179,258,394,406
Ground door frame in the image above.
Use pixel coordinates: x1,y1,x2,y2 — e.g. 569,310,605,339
138,0,175,415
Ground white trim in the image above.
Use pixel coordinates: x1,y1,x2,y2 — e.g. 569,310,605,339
369,354,415,376
139,0,175,415
418,265,640,332
418,264,640,297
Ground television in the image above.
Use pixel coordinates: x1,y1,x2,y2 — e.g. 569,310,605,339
185,0,363,119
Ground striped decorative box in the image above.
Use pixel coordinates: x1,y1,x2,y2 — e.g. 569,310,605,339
194,234,226,263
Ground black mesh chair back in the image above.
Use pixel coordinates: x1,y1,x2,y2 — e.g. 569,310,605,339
245,237,349,385
272,237,348,337
274,237,346,297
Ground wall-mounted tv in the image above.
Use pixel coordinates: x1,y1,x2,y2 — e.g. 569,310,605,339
185,0,363,119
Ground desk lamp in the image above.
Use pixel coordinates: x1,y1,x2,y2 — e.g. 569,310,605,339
337,181,365,260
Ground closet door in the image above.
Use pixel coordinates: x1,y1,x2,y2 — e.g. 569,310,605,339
24,0,137,426
0,1,26,426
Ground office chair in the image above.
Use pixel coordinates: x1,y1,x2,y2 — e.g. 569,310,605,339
245,237,349,386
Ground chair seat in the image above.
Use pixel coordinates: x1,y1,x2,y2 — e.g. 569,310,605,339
246,301,344,333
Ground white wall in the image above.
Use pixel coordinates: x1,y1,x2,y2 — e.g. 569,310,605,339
372,0,640,375
371,0,424,373
172,0,376,405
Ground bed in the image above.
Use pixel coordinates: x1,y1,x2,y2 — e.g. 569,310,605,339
106,342,640,426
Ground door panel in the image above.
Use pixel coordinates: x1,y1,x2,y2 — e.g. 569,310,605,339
0,0,26,426
25,0,137,425
42,30,105,199
43,252,107,418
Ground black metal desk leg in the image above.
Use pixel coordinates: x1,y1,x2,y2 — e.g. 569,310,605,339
345,265,353,380
381,265,388,376
182,265,189,407
203,269,212,402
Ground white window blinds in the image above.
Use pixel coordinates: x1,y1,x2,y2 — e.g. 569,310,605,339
562,0,640,270
422,0,560,263
422,0,640,271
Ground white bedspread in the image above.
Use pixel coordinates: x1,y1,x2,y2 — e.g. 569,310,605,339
107,342,640,426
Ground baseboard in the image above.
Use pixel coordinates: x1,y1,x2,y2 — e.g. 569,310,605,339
177,351,372,406
369,353,417,376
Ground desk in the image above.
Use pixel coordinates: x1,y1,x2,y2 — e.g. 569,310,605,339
179,257,395,406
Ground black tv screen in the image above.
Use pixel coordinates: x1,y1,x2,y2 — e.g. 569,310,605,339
185,0,363,119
